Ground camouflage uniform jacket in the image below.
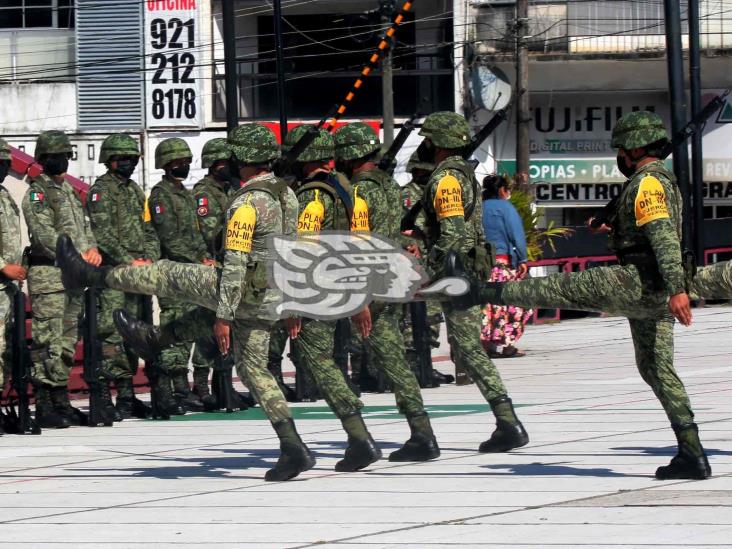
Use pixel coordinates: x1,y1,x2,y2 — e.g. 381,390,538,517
193,175,230,257
0,184,21,288
22,173,97,293
421,155,486,272
217,172,296,321
350,167,402,240
149,176,211,264
608,159,685,295
87,172,160,266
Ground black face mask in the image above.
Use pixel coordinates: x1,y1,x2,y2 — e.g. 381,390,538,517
170,164,190,180
43,154,69,177
213,164,234,184
114,158,138,179
416,140,435,164
616,153,635,178
0,162,9,184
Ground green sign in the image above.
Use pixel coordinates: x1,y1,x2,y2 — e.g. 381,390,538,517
165,403,517,422
497,159,625,183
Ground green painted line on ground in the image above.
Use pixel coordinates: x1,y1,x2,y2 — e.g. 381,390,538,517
163,403,513,422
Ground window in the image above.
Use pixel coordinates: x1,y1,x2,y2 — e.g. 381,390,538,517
0,0,75,29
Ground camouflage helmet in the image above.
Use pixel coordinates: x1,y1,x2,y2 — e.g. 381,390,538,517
99,134,140,164
34,130,72,161
333,122,380,161
406,149,434,173
611,111,669,150
283,124,334,162
0,138,11,162
201,138,231,168
154,137,192,169
419,112,470,149
227,124,280,164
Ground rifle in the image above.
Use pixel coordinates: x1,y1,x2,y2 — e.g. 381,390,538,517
83,288,113,427
273,105,337,179
401,107,510,234
377,114,420,174
590,91,731,229
141,295,169,420
3,289,41,434
211,352,239,412
409,301,437,389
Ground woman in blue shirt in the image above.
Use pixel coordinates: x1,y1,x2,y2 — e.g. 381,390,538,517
480,174,532,358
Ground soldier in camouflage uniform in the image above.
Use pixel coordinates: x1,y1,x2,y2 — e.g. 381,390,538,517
150,138,215,412
415,112,530,454
449,111,711,480
0,139,26,434
190,138,233,409
23,131,101,428
400,151,451,384
58,124,316,481
334,122,440,462
87,134,159,420
276,124,382,471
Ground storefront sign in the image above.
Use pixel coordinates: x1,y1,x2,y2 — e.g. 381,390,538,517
144,1,201,128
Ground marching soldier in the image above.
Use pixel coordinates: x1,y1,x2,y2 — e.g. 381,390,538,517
448,111,711,480
87,134,159,419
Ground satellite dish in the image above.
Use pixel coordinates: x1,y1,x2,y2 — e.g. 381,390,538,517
470,65,512,112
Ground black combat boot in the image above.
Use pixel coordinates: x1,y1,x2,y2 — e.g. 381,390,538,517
443,251,504,309
655,423,712,480
265,418,316,481
99,380,122,422
152,372,185,418
335,412,382,472
34,385,71,429
113,309,167,362
172,372,204,412
56,234,110,290
193,367,218,412
50,386,88,426
479,396,529,453
115,378,151,419
389,411,441,462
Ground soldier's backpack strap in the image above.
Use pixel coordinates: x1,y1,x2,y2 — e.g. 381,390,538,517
326,172,354,223
299,178,355,228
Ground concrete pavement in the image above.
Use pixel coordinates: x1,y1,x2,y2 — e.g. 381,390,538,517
0,306,731,548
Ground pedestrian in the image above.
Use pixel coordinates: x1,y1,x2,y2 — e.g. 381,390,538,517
87,134,159,419
23,130,100,428
57,123,315,481
448,111,711,480
479,174,532,359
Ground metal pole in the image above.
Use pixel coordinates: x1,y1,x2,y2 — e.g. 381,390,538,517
688,0,705,264
663,0,692,253
222,0,239,132
381,1,396,146
273,0,289,140
515,0,530,179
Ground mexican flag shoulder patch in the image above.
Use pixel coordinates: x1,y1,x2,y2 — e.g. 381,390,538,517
30,192,45,202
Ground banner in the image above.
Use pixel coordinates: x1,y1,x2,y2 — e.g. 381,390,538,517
144,0,202,128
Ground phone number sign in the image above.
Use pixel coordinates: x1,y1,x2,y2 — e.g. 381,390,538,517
144,0,201,128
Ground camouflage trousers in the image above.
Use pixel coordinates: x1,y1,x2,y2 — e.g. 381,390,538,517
105,261,291,423
0,286,14,388
97,288,144,380
499,264,693,424
292,318,363,417
158,298,195,376
29,289,82,388
363,303,425,415
442,301,508,401
691,260,732,299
